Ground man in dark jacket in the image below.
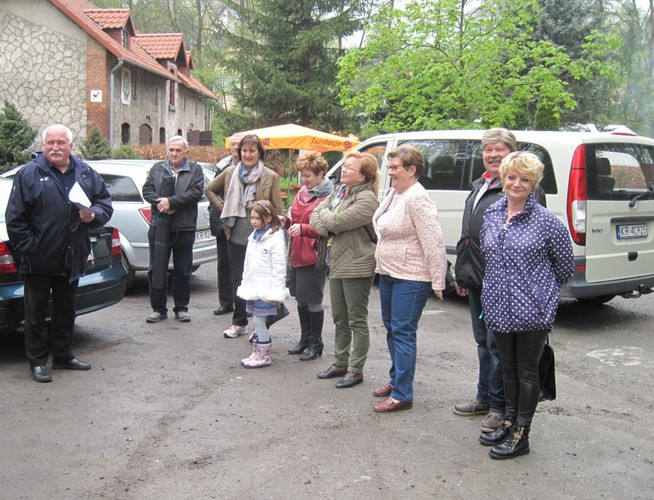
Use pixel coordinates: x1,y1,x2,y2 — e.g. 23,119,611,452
143,135,204,323
6,124,113,383
211,133,241,316
453,128,546,434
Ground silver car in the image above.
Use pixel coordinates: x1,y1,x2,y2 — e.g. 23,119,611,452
87,159,216,289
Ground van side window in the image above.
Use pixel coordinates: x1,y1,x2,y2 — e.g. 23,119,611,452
587,144,654,201
517,143,558,194
398,139,468,190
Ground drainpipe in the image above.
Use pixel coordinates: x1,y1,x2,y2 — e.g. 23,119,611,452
109,59,124,149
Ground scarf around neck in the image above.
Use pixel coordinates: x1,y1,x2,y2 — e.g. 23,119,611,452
221,160,263,227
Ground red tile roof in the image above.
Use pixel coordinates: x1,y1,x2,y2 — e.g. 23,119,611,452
50,0,216,100
85,8,131,30
135,33,185,60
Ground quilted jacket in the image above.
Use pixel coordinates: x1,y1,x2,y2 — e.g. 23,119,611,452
309,183,377,279
480,193,574,333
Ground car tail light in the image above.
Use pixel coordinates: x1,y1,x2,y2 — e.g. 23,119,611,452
111,228,122,256
567,145,587,246
139,207,152,225
0,242,18,274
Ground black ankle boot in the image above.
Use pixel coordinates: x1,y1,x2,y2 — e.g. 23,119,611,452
300,310,324,361
288,306,311,354
489,424,530,459
479,417,514,446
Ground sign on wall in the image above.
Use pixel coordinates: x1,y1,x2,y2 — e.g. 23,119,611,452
90,90,102,103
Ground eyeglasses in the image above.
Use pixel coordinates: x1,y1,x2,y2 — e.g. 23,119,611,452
388,163,412,172
342,165,361,173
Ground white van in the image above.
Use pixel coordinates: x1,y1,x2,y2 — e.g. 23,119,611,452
328,130,654,303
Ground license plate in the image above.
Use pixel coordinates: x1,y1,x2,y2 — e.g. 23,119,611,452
616,223,648,240
195,229,214,242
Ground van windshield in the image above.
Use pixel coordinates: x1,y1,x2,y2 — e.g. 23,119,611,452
586,143,654,201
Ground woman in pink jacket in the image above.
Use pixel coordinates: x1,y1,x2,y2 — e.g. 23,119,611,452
372,145,448,412
286,152,334,360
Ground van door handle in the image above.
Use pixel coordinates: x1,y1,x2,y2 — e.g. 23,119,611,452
628,252,638,261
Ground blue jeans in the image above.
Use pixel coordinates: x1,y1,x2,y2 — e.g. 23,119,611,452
147,227,195,314
468,287,504,412
379,275,432,403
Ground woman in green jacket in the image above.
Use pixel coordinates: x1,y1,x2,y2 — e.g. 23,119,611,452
310,151,379,389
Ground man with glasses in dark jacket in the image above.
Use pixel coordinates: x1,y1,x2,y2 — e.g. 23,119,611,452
6,124,113,383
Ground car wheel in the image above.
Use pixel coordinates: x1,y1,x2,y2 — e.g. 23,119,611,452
121,252,136,291
192,265,201,273
577,294,616,305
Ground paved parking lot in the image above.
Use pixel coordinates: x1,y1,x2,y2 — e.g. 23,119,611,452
1,265,653,499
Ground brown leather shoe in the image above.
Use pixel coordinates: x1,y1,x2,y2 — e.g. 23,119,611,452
373,397,413,413
317,364,348,379
452,398,490,416
373,383,393,397
335,372,363,389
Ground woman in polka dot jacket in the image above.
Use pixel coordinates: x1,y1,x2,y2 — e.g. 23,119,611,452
479,151,574,460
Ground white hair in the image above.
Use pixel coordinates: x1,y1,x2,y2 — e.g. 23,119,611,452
168,135,189,149
42,124,73,144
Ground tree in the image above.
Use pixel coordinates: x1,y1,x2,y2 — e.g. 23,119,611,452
80,128,111,160
609,0,654,137
337,0,618,134
0,101,37,171
216,0,366,133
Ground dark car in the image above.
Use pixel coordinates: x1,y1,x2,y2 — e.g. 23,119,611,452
0,178,128,331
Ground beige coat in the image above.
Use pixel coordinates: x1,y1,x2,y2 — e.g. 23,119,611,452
310,183,377,279
204,164,282,240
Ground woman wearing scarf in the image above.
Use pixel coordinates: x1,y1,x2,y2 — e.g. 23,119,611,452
286,152,334,361
310,152,379,389
205,134,282,338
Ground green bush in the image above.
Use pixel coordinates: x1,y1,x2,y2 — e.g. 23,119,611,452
111,145,141,159
0,100,37,171
79,127,110,160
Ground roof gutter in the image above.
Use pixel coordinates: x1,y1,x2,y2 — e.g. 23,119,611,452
109,58,125,149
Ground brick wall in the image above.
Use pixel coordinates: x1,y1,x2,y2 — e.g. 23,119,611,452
86,39,109,137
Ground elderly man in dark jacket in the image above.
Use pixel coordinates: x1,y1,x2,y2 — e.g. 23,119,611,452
142,135,204,323
6,124,113,383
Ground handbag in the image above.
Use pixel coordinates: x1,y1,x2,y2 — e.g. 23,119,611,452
265,303,290,328
539,340,556,401
314,236,328,272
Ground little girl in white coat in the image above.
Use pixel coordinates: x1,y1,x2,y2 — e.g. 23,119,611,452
237,200,290,368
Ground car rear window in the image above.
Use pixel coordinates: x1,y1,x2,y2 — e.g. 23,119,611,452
586,143,654,201
100,174,143,202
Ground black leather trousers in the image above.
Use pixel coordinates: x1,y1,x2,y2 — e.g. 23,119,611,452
494,329,549,427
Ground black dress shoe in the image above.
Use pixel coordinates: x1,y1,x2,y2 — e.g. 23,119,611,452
51,358,91,370
317,364,348,379
213,304,234,315
335,372,364,388
30,365,52,383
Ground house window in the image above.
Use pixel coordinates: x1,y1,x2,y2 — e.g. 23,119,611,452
121,123,131,145
121,29,129,49
159,128,166,144
169,80,176,107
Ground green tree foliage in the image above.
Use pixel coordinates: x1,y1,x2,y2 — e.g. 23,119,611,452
80,128,111,160
217,0,365,133
0,101,37,171
609,0,654,137
337,0,618,133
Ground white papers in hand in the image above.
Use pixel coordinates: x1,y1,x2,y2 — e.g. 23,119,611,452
69,182,92,209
